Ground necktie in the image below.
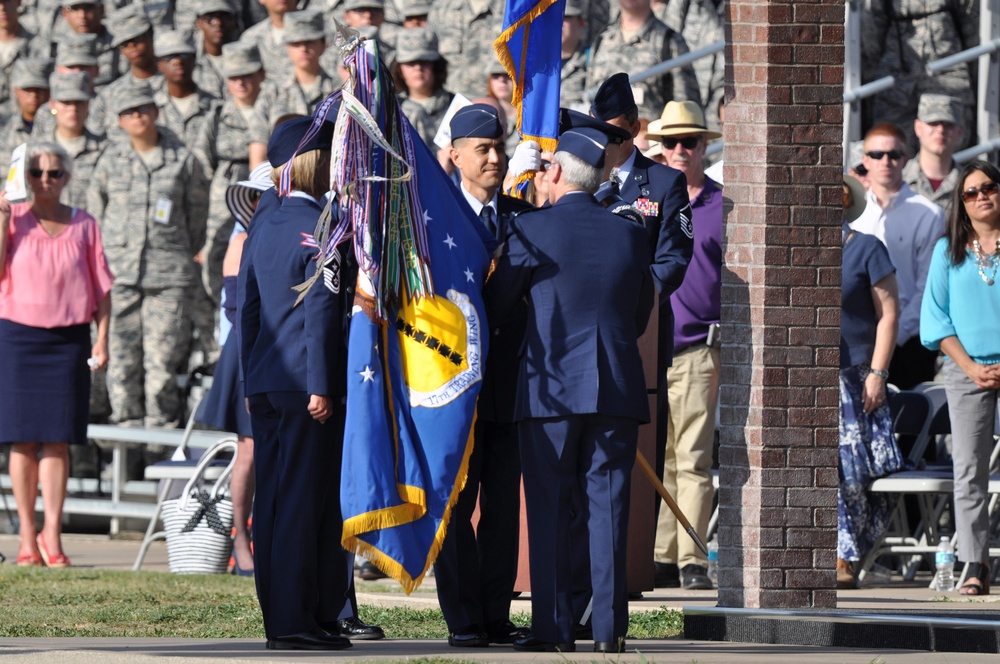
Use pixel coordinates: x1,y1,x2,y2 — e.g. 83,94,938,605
479,205,497,237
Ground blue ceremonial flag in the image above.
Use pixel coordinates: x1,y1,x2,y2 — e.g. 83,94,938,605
494,0,565,153
339,120,492,593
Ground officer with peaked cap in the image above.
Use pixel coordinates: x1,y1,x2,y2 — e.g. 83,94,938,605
486,124,654,655
431,101,533,649
591,72,693,515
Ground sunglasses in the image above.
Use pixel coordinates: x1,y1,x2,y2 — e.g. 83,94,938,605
663,136,701,150
28,168,65,179
865,150,904,162
962,181,1000,202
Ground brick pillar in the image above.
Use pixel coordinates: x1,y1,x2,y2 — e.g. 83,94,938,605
717,0,843,609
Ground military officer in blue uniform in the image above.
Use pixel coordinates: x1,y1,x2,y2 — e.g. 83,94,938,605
487,127,654,654
238,117,357,651
592,74,694,582
433,103,534,648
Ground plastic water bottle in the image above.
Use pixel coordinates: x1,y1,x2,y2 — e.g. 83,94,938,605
934,536,956,592
707,536,719,586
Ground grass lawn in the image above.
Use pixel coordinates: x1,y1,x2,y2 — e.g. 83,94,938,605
0,568,683,640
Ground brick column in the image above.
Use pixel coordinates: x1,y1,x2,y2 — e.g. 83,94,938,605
717,0,843,609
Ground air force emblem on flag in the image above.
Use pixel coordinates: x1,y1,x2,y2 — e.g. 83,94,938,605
678,203,694,239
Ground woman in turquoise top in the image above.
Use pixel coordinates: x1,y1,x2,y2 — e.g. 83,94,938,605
921,160,1000,595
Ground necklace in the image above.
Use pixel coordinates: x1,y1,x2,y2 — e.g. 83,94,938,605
972,238,1000,286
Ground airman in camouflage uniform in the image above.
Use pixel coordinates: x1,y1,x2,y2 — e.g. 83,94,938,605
427,0,505,101
0,4,35,120
41,71,106,209
42,0,125,89
0,57,51,179
862,0,978,151
238,0,297,84
393,26,454,148
87,81,210,427
193,42,263,307
247,10,339,156
152,30,220,147
902,93,963,214
588,0,700,121
658,0,723,132
87,9,163,139
31,32,99,137
191,0,241,99
560,0,589,108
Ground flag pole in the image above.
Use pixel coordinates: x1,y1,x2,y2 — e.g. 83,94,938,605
634,451,709,556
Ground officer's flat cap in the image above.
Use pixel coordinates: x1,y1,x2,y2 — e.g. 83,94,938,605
591,72,636,121
559,108,630,144
450,103,503,141
557,127,608,169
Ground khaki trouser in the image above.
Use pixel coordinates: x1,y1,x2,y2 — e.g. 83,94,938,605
654,343,719,568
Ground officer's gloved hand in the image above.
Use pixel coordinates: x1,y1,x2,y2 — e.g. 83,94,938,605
508,140,542,179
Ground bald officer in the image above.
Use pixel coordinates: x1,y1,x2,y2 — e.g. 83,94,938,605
487,127,654,655
433,103,533,649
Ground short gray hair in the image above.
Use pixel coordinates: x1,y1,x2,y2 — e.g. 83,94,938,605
552,150,601,193
26,141,73,177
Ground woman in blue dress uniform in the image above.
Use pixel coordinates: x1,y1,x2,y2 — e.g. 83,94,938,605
238,117,357,651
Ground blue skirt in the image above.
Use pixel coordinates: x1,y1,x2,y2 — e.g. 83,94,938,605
0,318,91,445
195,334,252,437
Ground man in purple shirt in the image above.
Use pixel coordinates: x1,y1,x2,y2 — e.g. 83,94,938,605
645,101,722,590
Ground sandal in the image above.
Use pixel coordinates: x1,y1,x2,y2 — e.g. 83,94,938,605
36,534,71,568
959,562,991,596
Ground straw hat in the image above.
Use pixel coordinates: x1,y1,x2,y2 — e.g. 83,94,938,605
645,100,721,140
843,174,868,224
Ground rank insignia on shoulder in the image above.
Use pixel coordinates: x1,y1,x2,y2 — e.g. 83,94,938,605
635,197,659,217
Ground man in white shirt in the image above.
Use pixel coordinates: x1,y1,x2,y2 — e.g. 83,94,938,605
851,122,945,389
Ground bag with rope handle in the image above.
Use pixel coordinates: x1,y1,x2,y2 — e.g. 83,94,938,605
162,439,239,574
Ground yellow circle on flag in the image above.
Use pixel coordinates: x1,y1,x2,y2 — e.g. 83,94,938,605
397,294,469,393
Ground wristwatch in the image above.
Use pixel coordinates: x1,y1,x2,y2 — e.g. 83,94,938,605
869,368,890,380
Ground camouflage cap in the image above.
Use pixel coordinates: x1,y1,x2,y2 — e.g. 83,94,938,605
565,0,584,17
282,9,325,44
61,0,102,6
344,0,385,11
109,8,153,48
111,80,156,115
917,93,962,125
394,27,440,63
196,0,237,16
399,0,431,17
485,52,507,76
12,58,53,90
222,42,263,78
50,71,94,102
56,33,99,68
847,139,865,171
155,30,197,58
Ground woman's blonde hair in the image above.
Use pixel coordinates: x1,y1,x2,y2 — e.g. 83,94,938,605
269,149,331,198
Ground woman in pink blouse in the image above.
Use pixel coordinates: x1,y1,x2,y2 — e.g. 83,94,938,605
0,142,114,567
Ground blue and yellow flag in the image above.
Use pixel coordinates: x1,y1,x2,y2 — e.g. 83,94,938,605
338,118,491,594
494,0,565,154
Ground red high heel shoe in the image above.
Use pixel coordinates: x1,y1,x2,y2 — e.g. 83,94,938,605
36,534,71,568
16,552,42,566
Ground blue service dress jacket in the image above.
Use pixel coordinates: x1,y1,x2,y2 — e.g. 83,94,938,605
619,150,693,373
486,191,654,423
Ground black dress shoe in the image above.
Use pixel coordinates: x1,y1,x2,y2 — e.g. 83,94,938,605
324,617,385,640
447,625,488,648
485,619,530,644
654,561,681,588
681,563,713,590
358,560,388,580
574,621,593,641
266,629,353,650
594,638,626,653
513,635,575,652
